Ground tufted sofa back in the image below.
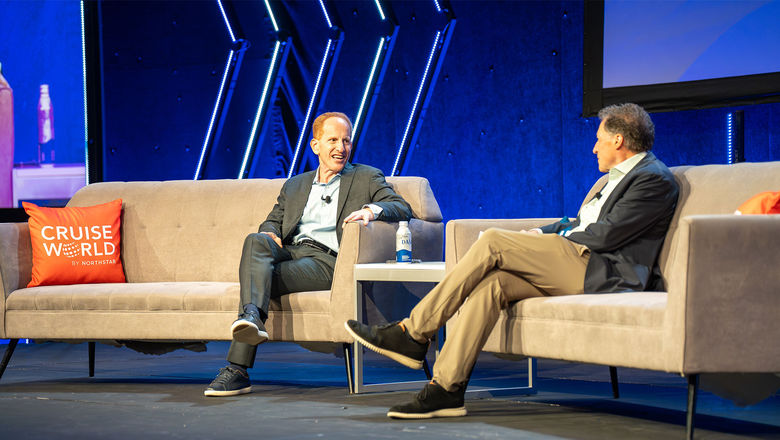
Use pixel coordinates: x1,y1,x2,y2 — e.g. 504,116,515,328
67,176,440,283
579,160,780,284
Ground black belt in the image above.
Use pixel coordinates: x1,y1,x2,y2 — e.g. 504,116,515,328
295,238,338,257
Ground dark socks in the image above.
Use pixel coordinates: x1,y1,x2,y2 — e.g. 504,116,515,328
230,363,248,375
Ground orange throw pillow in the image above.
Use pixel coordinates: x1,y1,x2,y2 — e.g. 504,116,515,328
735,191,780,215
23,199,126,287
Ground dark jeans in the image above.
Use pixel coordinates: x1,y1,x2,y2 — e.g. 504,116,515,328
227,233,336,368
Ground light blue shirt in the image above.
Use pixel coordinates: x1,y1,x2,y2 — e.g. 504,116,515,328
293,174,341,252
567,152,647,236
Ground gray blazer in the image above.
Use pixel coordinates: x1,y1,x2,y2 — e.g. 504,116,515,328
541,152,679,293
258,163,413,245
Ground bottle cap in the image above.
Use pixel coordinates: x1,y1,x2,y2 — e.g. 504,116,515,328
399,221,408,226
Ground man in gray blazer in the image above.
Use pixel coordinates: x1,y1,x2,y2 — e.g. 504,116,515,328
346,103,679,418
205,112,412,396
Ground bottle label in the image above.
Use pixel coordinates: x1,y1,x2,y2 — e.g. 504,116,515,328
396,234,411,263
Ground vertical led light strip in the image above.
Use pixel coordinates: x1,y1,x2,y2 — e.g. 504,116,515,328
392,31,441,176
352,38,386,140
80,0,90,185
264,0,279,32
319,0,333,28
216,0,236,42
238,41,281,179
373,0,386,20
194,50,235,179
433,0,442,13
288,39,333,178
727,112,734,164
194,0,239,179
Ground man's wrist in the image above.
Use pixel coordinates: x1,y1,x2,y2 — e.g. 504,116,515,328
363,203,382,218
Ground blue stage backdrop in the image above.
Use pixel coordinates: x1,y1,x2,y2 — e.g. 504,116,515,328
98,1,780,223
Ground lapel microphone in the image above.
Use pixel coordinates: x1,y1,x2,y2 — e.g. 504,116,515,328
321,195,332,204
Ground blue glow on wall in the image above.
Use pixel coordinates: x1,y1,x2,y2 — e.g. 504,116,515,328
92,1,779,224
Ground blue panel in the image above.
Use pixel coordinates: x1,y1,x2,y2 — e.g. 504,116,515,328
94,0,780,223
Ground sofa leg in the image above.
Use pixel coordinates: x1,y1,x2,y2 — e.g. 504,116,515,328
609,366,619,398
0,339,19,381
88,342,95,377
686,374,699,440
342,343,354,394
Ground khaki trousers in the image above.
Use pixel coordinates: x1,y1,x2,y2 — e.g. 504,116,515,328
402,228,590,391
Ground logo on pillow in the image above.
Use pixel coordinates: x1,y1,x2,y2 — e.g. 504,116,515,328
735,191,780,215
23,199,126,287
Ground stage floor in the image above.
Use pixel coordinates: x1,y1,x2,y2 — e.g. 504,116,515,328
0,341,778,439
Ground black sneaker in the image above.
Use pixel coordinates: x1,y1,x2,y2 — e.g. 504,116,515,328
344,320,428,369
387,381,467,419
203,366,252,397
231,306,268,345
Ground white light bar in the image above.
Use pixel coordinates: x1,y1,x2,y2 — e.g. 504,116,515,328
238,41,282,179
319,0,333,28
195,50,234,179
392,31,441,176
353,38,386,140
217,0,237,42
288,39,333,178
374,0,386,20
264,0,279,32
727,113,734,164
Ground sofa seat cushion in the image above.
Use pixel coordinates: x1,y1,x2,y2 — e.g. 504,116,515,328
510,291,667,328
6,282,240,312
269,290,330,314
6,283,332,315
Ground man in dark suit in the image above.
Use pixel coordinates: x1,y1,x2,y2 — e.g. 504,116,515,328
346,103,679,418
205,112,412,396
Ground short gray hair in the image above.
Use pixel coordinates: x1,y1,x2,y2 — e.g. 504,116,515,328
598,103,654,153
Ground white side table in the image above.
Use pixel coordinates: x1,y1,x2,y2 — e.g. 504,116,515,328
350,261,537,397
351,262,445,394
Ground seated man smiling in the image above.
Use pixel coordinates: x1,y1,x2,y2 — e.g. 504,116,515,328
205,112,413,396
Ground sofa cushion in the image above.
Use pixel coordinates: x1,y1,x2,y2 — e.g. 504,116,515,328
510,291,667,328
6,282,331,315
6,282,238,312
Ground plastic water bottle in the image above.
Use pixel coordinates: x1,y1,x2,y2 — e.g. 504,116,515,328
396,221,412,263
37,84,55,164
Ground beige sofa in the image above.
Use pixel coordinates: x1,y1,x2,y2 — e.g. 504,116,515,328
446,161,780,438
0,176,443,390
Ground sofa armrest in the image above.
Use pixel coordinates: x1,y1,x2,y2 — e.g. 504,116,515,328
445,218,558,271
0,222,33,338
329,219,444,336
665,214,780,374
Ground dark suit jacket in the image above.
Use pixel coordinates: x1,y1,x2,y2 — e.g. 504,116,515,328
541,152,679,293
258,163,413,245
